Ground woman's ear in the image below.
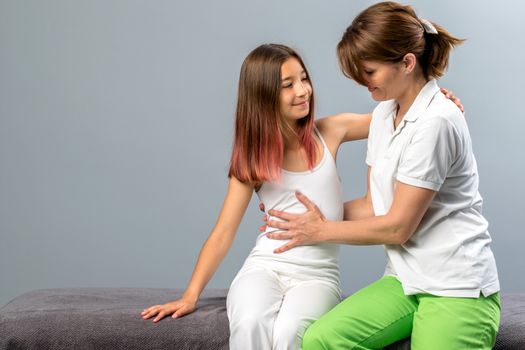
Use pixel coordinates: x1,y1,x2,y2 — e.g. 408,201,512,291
402,53,417,74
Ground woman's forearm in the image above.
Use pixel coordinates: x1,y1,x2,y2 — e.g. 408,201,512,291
321,214,405,245
322,182,435,246
265,185,429,252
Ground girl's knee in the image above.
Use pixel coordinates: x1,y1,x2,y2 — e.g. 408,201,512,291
272,319,304,349
230,312,264,332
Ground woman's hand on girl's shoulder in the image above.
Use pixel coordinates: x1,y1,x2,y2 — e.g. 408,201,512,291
141,297,197,323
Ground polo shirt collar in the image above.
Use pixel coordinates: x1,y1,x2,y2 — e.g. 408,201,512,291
382,80,440,120
403,79,440,123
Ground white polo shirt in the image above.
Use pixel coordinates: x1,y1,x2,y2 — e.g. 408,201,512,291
366,79,499,297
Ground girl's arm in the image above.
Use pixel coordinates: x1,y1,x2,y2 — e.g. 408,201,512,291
343,167,374,221
315,113,371,156
141,176,254,322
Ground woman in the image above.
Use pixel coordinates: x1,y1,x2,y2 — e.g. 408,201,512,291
265,2,500,349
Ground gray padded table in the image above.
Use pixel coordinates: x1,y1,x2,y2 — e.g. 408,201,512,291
1,289,524,349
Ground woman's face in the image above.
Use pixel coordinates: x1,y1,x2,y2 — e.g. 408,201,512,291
279,58,312,123
361,60,404,102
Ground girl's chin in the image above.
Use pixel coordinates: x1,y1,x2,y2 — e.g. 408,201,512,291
289,111,310,120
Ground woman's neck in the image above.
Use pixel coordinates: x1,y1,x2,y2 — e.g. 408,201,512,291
394,76,428,128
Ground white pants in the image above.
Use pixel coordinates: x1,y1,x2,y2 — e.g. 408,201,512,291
226,264,341,350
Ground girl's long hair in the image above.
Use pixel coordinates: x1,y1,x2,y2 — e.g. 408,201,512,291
337,1,465,86
228,44,317,183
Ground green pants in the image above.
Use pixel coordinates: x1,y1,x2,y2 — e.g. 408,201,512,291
302,276,500,350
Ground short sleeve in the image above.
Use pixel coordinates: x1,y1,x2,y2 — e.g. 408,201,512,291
365,129,375,167
366,102,389,167
397,117,459,191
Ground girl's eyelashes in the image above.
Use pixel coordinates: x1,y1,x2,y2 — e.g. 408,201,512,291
281,77,309,89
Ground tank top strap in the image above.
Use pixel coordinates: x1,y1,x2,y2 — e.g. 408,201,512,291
313,124,330,154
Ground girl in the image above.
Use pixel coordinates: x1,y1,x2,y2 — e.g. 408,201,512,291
141,43,371,349
265,2,500,349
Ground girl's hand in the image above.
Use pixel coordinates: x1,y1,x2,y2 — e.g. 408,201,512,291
441,87,464,113
141,297,197,322
266,191,326,253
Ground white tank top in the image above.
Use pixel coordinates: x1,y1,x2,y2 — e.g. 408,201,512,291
246,127,343,282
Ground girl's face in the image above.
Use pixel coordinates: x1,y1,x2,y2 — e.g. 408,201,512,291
361,60,404,102
279,58,312,123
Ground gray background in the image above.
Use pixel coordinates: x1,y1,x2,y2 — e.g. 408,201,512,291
1,0,523,308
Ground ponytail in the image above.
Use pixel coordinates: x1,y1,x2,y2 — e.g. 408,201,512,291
419,21,465,80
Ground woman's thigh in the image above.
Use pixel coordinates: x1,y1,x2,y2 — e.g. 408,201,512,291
302,276,417,350
411,293,501,350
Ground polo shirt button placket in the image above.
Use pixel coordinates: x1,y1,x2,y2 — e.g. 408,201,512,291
385,120,407,159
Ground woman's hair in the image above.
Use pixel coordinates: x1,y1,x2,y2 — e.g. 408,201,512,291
337,1,465,85
228,44,317,183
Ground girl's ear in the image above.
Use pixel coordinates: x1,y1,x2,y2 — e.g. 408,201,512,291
402,53,417,74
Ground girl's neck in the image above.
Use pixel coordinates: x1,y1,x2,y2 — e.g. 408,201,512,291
282,120,301,150
284,133,301,150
